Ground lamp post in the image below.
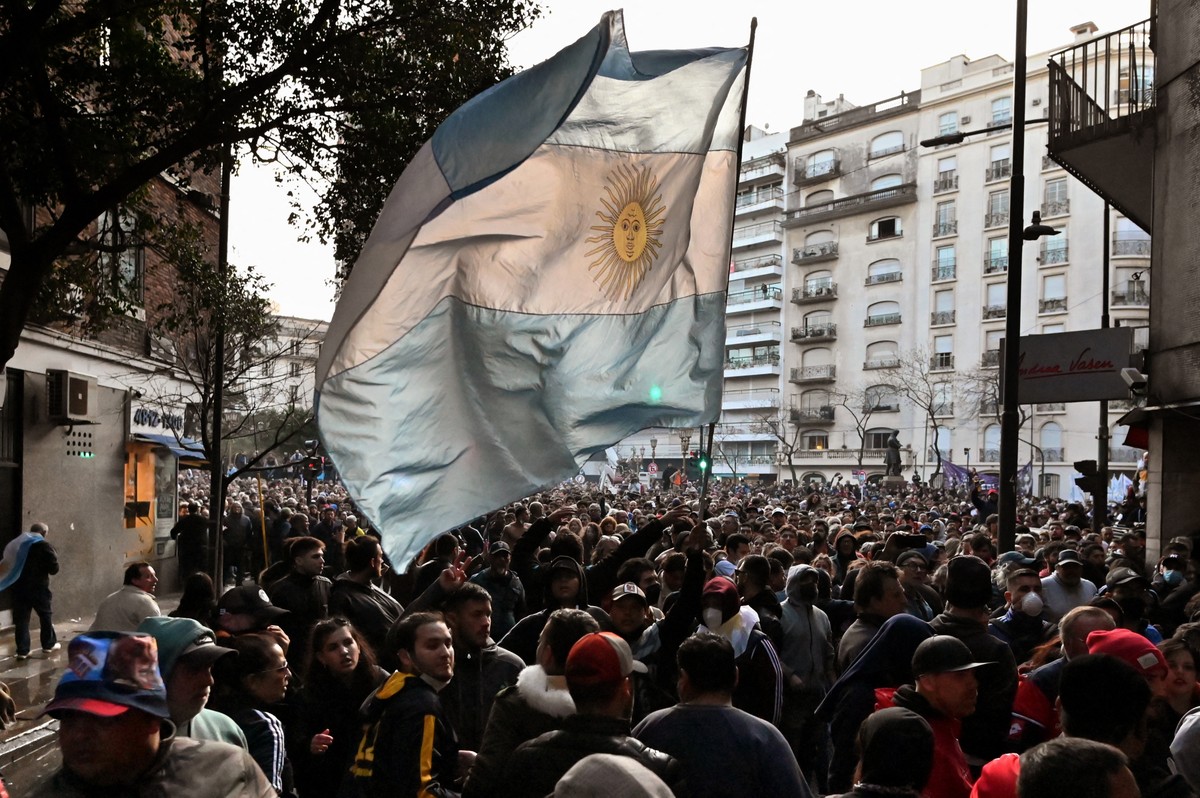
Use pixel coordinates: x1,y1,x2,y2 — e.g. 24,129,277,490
964,447,972,473
678,429,692,485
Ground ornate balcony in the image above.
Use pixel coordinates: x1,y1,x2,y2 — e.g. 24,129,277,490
1111,281,1149,307
792,241,838,265
791,323,837,343
932,263,956,282
1036,403,1066,413
864,312,902,328
1112,236,1151,257
863,357,899,370
930,353,955,371
933,172,958,194
1039,297,1068,314
731,254,784,276
982,448,1001,462
865,271,902,286
985,160,1012,182
1041,199,1071,218
981,349,1001,367
1044,448,1065,462
931,310,956,326
790,365,836,384
933,221,958,238
1042,155,1062,171
789,405,836,424
792,158,842,187
1040,244,1069,265
983,305,1007,320
783,183,917,228
933,404,954,418
792,284,838,304
983,254,1009,274
732,220,784,249
985,211,1010,229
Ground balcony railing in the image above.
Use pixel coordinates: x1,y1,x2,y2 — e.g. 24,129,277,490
933,404,954,418
789,405,836,424
735,186,785,209
1111,281,1149,306
1041,199,1070,218
1036,402,1066,413
864,357,899,370
983,305,1007,319
1110,446,1142,463
722,388,780,408
932,263,956,282
792,241,839,265
985,211,1010,228
981,349,1001,367
733,220,783,241
1040,244,1069,264
982,447,1001,462
727,286,782,306
789,91,921,144
983,254,1009,274
1044,447,1065,462
1039,297,1068,313
783,183,917,227
865,271,902,286
864,312,902,327
792,284,838,303
985,160,1012,182
727,320,781,339
933,172,958,193
732,254,784,273
792,158,842,187
865,401,901,413
1112,236,1151,257
725,352,781,370
930,353,955,371
790,365,836,383
739,153,786,182
933,221,957,237
791,324,837,342
931,310,956,326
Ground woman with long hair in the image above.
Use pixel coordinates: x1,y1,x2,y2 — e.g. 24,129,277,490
295,617,389,798
169,571,217,626
209,632,296,797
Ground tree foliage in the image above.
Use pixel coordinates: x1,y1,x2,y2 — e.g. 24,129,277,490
0,0,543,367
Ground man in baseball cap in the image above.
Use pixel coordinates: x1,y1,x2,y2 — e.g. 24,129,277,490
35,632,271,796
877,635,990,798
137,616,244,747
215,584,290,635
502,632,678,797
1040,548,1098,622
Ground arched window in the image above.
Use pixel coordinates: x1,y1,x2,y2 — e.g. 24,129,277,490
866,301,901,326
802,430,830,451
869,216,902,240
805,270,833,292
804,309,832,327
991,96,1012,125
865,384,900,413
870,173,903,191
800,389,832,411
807,149,837,178
1040,422,1063,461
864,340,898,369
802,347,832,367
866,258,902,285
869,131,904,158
984,424,1001,460
807,189,834,206
805,230,835,246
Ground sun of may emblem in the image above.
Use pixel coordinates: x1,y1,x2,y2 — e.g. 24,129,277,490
585,163,666,301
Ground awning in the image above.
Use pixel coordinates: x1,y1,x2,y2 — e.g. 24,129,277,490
131,433,207,462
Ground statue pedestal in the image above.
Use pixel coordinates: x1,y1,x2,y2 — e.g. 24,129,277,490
881,476,908,492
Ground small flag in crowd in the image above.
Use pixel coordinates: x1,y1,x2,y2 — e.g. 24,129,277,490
315,11,750,566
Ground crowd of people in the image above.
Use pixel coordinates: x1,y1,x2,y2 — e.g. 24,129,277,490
30,468,1200,796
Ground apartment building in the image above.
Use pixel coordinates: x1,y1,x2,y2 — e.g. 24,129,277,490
620,22,1151,498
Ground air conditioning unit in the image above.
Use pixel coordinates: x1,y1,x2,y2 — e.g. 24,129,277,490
961,115,972,124
46,369,96,423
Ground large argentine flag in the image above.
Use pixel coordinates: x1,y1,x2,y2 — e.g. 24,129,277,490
316,10,748,566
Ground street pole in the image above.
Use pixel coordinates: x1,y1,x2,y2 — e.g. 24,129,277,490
1096,204,1111,532
998,0,1029,554
207,142,232,583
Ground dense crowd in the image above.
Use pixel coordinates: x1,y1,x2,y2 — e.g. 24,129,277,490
32,468,1200,797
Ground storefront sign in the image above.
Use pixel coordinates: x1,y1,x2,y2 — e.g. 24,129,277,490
131,404,185,436
1007,328,1135,404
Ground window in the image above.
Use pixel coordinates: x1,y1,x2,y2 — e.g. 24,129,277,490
985,236,1008,273
1043,274,1066,300
804,230,835,247
807,189,834,206
805,271,833,292
1040,474,1060,496
261,361,274,377
869,217,902,240
869,131,905,158
866,300,901,327
989,143,1010,165
807,149,837,178
98,209,144,304
865,340,898,369
987,143,1011,181
802,431,830,451
933,335,954,369
288,384,300,405
866,428,895,450
932,290,955,325
866,259,902,285
1045,178,1068,204
801,347,832,368
986,191,1010,226
938,112,958,136
289,362,302,378
935,200,956,236
983,424,1001,460
991,96,1012,125
1040,422,1062,449
986,282,1006,310
935,245,956,269
934,383,953,416
866,385,901,412
938,156,957,174
871,174,903,191
800,389,832,411
933,425,952,456
1114,217,1150,256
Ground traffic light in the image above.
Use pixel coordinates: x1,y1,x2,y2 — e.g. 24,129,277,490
686,450,698,471
303,456,324,479
1074,460,1104,494
697,453,709,472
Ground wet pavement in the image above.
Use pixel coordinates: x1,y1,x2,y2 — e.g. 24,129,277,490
0,592,179,794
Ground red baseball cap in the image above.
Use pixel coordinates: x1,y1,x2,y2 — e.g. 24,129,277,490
565,632,647,688
1086,628,1168,680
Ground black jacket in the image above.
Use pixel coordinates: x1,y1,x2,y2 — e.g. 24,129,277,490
13,538,58,594
267,571,331,652
498,556,611,665
500,714,682,798
328,574,403,666
439,640,523,752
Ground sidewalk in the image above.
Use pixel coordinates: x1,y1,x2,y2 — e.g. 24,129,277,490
0,591,180,794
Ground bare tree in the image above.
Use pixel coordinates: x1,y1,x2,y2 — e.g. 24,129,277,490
831,385,879,467
750,411,803,484
894,348,953,478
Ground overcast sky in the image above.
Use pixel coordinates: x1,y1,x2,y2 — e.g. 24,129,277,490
229,0,1148,322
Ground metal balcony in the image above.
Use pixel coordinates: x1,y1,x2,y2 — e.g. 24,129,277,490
731,254,784,275
1039,297,1068,314
981,349,1001,367
982,448,1001,462
1047,18,1155,231
1040,244,1069,265
725,352,781,371
732,220,784,248
1036,403,1066,412
930,354,955,371
792,158,842,187
1112,236,1151,257
1041,199,1071,218
864,312,902,328
933,173,958,194
791,324,837,342
1111,281,1149,307
792,284,838,304
1110,446,1142,463
933,221,957,238
931,310,956,326
983,254,1009,274
983,305,1007,320
985,161,1012,182
726,320,782,345
791,242,838,265
722,388,780,410
789,91,921,144
1044,448,1065,462
863,357,899,370
735,186,785,216
790,365,836,384
933,404,954,418
726,287,782,313
789,405,836,424
932,263,956,282
739,152,786,184
865,271,902,286
783,183,917,228
984,211,1010,229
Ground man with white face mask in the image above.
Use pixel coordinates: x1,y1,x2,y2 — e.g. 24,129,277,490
698,576,783,726
987,569,1053,666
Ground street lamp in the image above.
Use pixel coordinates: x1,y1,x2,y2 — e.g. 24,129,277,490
678,429,692,483
964,447,972,473
649,437,657,462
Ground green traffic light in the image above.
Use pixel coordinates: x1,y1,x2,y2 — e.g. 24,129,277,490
698,458,708,471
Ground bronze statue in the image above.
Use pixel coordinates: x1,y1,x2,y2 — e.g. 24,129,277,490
884,430,902,477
